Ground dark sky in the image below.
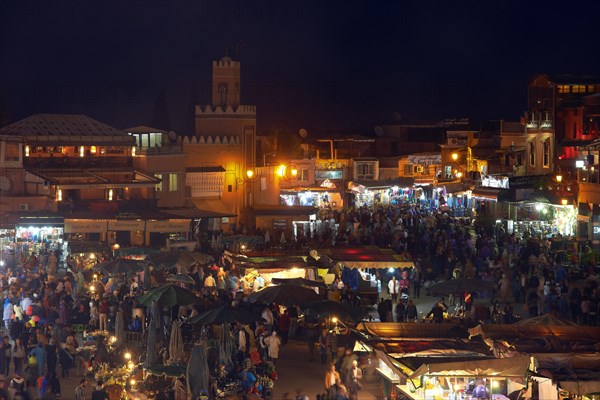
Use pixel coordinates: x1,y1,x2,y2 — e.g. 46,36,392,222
1,0,599,135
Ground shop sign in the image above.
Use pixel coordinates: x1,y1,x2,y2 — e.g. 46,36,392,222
447,131,468,145
108,219,145,231
408,154,441,165
316,170,342,180
481,174,509,189
317,160,347,170
273,219,287,229
509,175,544,189
146,220,190,233
64,219,108,233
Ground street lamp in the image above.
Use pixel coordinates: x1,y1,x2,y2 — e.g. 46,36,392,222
246,168,254,179
291,166,298,178
556,174,563,183
561,198,568,206
451,153,458,161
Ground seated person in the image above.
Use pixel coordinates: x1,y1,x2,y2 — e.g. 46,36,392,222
237,367,257,392
128,315,142,332
249,346,262,366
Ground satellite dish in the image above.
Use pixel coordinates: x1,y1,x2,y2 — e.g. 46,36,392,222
299,128,308,139
393,112,403,122
168,131,177,141
374,126,384,137
0,176,11,192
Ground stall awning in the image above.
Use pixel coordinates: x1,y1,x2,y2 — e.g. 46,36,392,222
471,188,502,201
559,380,600,396
578,202,592,222
322,247,414,269
190,198,236,218
409,355,532,379
251,205,318,216
349,178,415,191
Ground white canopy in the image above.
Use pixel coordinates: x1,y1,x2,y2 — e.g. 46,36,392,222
409,355,533,379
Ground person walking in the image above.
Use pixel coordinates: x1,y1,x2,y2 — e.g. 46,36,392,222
75,378,87,400
318,329,330,365
405,299,418,322
90,380,109,400
345,359,363,400
0,336,10,377
324,363,341,400
388,276,400,302
11,338,25,376
264,331,281,364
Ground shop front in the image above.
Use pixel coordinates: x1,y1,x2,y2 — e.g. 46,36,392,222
107,219,145,247
348,179,416,207
145,219,191,248
15,216,65,258
64,219,108,242
374,349,533,400
280,188,343,209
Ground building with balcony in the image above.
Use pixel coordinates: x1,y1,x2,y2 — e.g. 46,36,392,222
0,114,190,249
529,73,600,143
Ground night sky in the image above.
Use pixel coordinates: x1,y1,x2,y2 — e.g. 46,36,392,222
1,0,599,135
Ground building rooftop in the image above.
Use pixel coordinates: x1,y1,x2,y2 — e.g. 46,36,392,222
535,73,600,85
0,114,129,138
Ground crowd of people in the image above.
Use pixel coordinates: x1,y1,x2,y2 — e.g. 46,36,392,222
0,203,597,400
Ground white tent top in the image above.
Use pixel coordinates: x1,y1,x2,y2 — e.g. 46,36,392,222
409,355,533,379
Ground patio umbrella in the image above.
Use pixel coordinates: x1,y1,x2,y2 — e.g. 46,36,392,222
248,284,321,306
302,300,363,322
137,284,199,307
190,304,263,325
143,265,151,291
187,343,209,398
218,325,233,367
146,251,200,272
168,322,185,365
190,252,214,265
116,247,159,258
428,278,496,296
271,277,327,288
114,310,126,344
166,274,196,285
143,316,158,368
94,258,147,275
146,365,186,378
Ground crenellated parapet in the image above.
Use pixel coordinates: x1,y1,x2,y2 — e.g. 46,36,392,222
213,58,239,68
195,104,256,116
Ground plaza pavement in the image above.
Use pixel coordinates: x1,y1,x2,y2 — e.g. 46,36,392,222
55,292,521,400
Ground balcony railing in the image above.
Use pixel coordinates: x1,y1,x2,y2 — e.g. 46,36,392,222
24,156,133,169
57,198,158,214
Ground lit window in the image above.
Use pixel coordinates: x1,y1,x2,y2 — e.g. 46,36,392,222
169,173,178,192
90,146,97,154
529,142,535,166
543,140,550,167
154,174,162,192
300,169,309,181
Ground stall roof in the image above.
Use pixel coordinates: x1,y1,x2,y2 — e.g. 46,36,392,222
468,318,600,341
409,355,533,379
189,198,236,218
320,247,414,269
357,322,469,339
251,205,318,216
